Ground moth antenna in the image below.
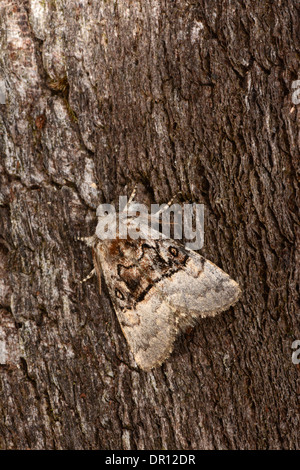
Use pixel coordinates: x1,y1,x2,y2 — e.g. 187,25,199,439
80,268,96,284
97,269,102,294
156,191,182,215
127,184,138,207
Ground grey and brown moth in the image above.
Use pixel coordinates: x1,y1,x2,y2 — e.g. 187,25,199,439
80,193,241,371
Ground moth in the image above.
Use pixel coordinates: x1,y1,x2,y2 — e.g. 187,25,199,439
80,189,241,371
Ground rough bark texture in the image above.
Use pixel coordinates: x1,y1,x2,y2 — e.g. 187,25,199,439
0,0,299,450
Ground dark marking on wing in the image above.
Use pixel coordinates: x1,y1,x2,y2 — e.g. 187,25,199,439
116,241,189,305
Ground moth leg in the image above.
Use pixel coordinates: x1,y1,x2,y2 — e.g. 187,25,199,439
81,268,96,284
92,249,102,294
77,235,96,246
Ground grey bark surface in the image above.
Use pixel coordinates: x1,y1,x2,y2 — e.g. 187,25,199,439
0,0,299,450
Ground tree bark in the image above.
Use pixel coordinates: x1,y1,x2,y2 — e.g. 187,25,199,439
0,0,299,450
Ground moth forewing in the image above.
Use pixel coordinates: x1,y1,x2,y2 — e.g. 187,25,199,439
91,238,240,370
156,242,241,320
83,197,241,371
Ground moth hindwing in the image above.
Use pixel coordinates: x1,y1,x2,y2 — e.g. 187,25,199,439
83,199,241,371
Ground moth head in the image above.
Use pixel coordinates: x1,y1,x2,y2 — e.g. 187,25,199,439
95,202,149,241
95,204,117,240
